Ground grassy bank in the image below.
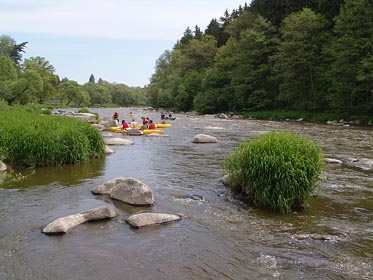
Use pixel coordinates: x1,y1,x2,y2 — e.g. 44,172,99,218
240,111,373,125
0,106,105,167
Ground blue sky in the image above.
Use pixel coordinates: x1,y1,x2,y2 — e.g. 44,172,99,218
1,0,248,87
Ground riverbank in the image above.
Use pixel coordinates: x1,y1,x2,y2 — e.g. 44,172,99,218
221,111,373,126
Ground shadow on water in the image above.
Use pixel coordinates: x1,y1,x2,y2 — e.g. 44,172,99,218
0,158,105,189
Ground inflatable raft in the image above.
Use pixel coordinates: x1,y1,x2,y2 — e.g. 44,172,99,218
155,123,171,128
110,126,126,133
143,129,165,135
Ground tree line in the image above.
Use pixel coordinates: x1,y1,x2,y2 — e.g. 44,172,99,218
148,0,372,116
0,35,147,107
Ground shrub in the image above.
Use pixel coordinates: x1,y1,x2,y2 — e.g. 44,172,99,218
223,131,325,213
0,108,105,167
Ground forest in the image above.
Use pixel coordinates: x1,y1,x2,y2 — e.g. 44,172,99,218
1,0,372,118
148,0,372,117
0,36,147,108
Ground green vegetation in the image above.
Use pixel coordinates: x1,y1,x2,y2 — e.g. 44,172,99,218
223,132,325,213
148,0,372,118
0,35,148,108
0,107,105,167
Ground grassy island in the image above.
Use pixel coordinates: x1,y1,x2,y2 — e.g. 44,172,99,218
223,131,325,213
0,107,105,167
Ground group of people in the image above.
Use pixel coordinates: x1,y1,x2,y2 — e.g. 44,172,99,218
113,112,156,130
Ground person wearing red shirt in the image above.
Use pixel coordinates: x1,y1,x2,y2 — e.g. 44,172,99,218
148,120,156,130
122,120,129,129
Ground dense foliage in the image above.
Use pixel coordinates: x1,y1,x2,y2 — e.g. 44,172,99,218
148,0,372,117
223,132,325,213
0,107,105,167
0,35,148,107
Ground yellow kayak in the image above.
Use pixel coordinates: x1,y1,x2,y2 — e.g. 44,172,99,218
110,126,126,133
155,123,171,128
143,129,165,135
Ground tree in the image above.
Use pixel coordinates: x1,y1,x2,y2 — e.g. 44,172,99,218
194,25,203,40
0,56,18,104
272,8,329,111
12,70,43,105
24,56,59,103
89,74,96,83
0,35,28,66
324,0,373,115
205,18,227,47
179,27,194,46
230,16,279,111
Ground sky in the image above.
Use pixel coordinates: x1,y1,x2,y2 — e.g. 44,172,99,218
0,0,249,87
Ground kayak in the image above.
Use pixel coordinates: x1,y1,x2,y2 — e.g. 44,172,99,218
166,117,176,120
110,126,127,133
143,129,164,135
156,123,171,128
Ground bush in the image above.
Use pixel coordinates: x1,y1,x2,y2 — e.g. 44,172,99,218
223,131,325,213
0,108,105,167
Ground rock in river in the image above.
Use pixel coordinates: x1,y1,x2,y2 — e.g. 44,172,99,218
126,213,182,228
42,206,117,234
92,177,154,206
104,138,133,145
192,134,217,143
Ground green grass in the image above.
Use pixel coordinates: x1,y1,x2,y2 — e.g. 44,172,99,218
0,107,105,167
223,131,325,213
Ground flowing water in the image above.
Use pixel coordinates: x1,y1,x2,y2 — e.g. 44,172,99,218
0,108,372,280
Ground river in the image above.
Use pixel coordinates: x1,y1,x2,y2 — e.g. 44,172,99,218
0,108,372,280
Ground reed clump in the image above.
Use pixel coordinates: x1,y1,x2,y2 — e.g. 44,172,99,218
223,131,325,213
0,108,105,167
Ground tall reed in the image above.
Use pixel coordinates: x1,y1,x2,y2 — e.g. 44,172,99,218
223,131,325,213
0,108,105,167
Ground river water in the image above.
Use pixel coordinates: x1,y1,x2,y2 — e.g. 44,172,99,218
0,108,372,280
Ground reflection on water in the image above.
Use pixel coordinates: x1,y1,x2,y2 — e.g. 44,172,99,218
0,108,372,280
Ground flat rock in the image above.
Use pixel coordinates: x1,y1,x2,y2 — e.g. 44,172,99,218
42,206,117,234
104,138,133,145
324,158,343,164
126,213,182,228
192,134,217,143
68,112,97,123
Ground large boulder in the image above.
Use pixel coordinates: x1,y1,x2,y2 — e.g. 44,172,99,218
0,160,7,172
104,138,133,145
126,213,182,228
91,177,127,194
42,206,117,234
192,134,217,143
110,177,154,205
92,177,154,206
68,112,97,123
99,120,118,129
